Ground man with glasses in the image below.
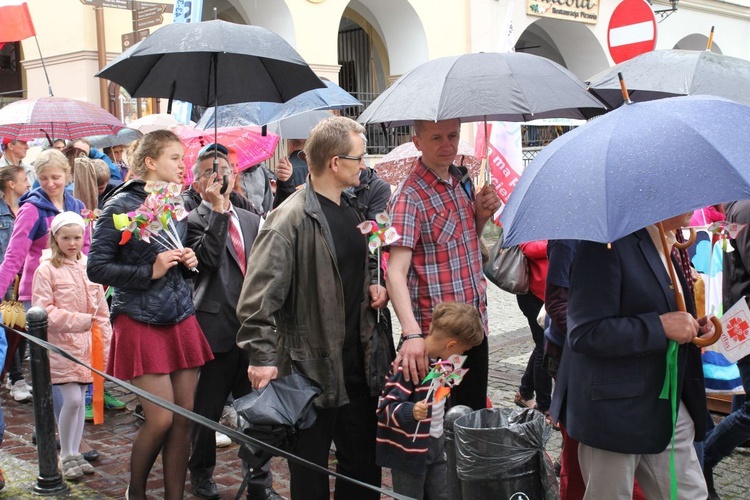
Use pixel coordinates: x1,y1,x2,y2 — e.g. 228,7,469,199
237,116,387,500
186,148,282,500
387,118,501,411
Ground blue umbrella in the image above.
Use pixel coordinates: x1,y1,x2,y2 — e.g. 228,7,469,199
500,95,750,247
196,80,361,129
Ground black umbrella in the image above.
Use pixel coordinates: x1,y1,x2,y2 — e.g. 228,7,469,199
234,373,321,468
96,20,325,107
97,19,324,193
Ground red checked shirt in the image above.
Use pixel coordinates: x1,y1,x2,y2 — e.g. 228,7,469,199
388,160,488,335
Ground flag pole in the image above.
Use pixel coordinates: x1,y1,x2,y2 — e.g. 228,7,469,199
33,35,53,96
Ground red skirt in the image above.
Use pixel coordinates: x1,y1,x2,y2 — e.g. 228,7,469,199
107,314,214,380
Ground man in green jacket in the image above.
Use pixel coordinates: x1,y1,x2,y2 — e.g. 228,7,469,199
236,116,388,500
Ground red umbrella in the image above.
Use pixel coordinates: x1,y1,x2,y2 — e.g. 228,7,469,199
174,125,280,184
0,96,125,140
373,140,481,186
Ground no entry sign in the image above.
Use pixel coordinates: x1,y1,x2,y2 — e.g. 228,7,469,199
607,0,657,64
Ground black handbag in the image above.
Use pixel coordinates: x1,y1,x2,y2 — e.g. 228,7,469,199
368,307,396,396
483,229,530,294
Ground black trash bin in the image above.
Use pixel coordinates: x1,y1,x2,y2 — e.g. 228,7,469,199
454,407,558,500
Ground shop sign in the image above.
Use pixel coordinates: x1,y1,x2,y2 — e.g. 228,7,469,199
526,0,599,25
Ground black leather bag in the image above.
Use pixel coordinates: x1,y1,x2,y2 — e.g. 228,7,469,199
483,230,530,294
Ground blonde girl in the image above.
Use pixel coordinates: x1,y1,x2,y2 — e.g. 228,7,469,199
31,211,111,480
87,130,212,500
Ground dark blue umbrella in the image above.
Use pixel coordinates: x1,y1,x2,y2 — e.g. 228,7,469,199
500,95,750,247
196,80,361,129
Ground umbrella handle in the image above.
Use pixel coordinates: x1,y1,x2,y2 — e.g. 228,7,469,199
673,228,696,250
692,316,722,347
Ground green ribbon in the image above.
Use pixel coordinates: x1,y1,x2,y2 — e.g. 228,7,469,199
658,339,679,500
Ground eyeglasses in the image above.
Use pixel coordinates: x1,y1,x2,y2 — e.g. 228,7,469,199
336,154,365,164
200,168,233,178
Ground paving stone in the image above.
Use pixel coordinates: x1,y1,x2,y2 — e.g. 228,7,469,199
0,283,748,497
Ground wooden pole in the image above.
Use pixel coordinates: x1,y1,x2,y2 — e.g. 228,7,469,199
95,6,108,109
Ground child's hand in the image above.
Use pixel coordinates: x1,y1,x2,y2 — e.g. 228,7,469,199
413,401,428,421
152,250,182,279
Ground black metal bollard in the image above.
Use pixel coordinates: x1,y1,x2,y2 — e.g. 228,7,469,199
27,306,68,495
445,405,472,500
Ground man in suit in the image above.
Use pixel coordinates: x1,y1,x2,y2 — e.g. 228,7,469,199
186,149,282,500
550,212,712,499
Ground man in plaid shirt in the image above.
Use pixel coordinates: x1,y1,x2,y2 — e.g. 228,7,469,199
387,119,501,410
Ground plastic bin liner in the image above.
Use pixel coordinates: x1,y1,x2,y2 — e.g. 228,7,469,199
454,407,559,500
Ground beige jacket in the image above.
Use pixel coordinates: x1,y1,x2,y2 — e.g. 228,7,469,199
32,254,111,384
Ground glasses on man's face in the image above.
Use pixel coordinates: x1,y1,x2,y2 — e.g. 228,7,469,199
200,168,233,178
336,154,365,164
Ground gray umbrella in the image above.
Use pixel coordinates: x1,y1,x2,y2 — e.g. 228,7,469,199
96,20,325,107
266,110,332,140
587,49,750,109
357,52,607,126
84,127,142,150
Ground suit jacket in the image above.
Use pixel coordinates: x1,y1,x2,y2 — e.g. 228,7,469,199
550,228,706,454
187,202,261,353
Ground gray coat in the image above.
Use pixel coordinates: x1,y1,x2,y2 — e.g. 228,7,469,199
236,177,379,409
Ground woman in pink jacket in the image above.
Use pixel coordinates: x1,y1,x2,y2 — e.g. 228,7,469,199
32,212,111,481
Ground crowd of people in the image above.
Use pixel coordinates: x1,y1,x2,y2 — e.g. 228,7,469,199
0,112,747,500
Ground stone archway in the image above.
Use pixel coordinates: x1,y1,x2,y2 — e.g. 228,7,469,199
674,34,722,54
515,18,610,81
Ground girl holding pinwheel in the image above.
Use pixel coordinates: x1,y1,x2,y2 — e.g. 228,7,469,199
376,302,483,500
87,130,212,500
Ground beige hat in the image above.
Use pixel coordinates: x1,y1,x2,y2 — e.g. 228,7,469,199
50,211,86,235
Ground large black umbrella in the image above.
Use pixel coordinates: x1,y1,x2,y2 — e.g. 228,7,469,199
96,20,325,107
586,49,750,109
356,52,607,127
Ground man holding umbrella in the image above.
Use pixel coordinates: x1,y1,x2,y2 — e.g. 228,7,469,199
237,116,387,500
387,119,501,410
550,213,714,498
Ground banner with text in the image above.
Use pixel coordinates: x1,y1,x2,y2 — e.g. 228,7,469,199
526,0,599,25
475,122,523,223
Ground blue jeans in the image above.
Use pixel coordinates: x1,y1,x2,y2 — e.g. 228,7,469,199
704,355,750,470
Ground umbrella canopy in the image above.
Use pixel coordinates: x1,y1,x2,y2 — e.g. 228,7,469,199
266,110,332,140
84,127,142,150
0,96,125,141
174,125,279,184
374,140,481,185
586,49,750,108
500,95,750,247
127,113,190,134
97,20,325,108
357,52,607,127
196,80,362,129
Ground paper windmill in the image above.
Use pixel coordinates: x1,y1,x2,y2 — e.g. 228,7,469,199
112,181,189,254
357,213,401,253
413,354,469,441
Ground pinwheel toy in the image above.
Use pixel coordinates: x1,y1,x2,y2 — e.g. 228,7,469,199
412,354,469,441
357,213,401,321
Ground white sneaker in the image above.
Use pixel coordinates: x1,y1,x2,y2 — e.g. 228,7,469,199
10,379,32,402
215,432,231,448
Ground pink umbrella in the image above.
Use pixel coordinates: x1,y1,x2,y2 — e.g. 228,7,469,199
373,140,481,185
0,96,125,140
175,126,280,184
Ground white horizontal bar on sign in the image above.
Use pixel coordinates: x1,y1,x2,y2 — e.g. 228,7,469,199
609,21,654,47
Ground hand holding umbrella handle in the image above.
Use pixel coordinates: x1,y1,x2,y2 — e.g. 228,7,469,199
692,316,722,347
656,222,722,347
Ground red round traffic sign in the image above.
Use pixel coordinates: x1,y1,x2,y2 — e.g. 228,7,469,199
608,0,657,64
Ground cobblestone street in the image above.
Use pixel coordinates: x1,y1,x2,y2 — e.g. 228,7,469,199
1,284,749,498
